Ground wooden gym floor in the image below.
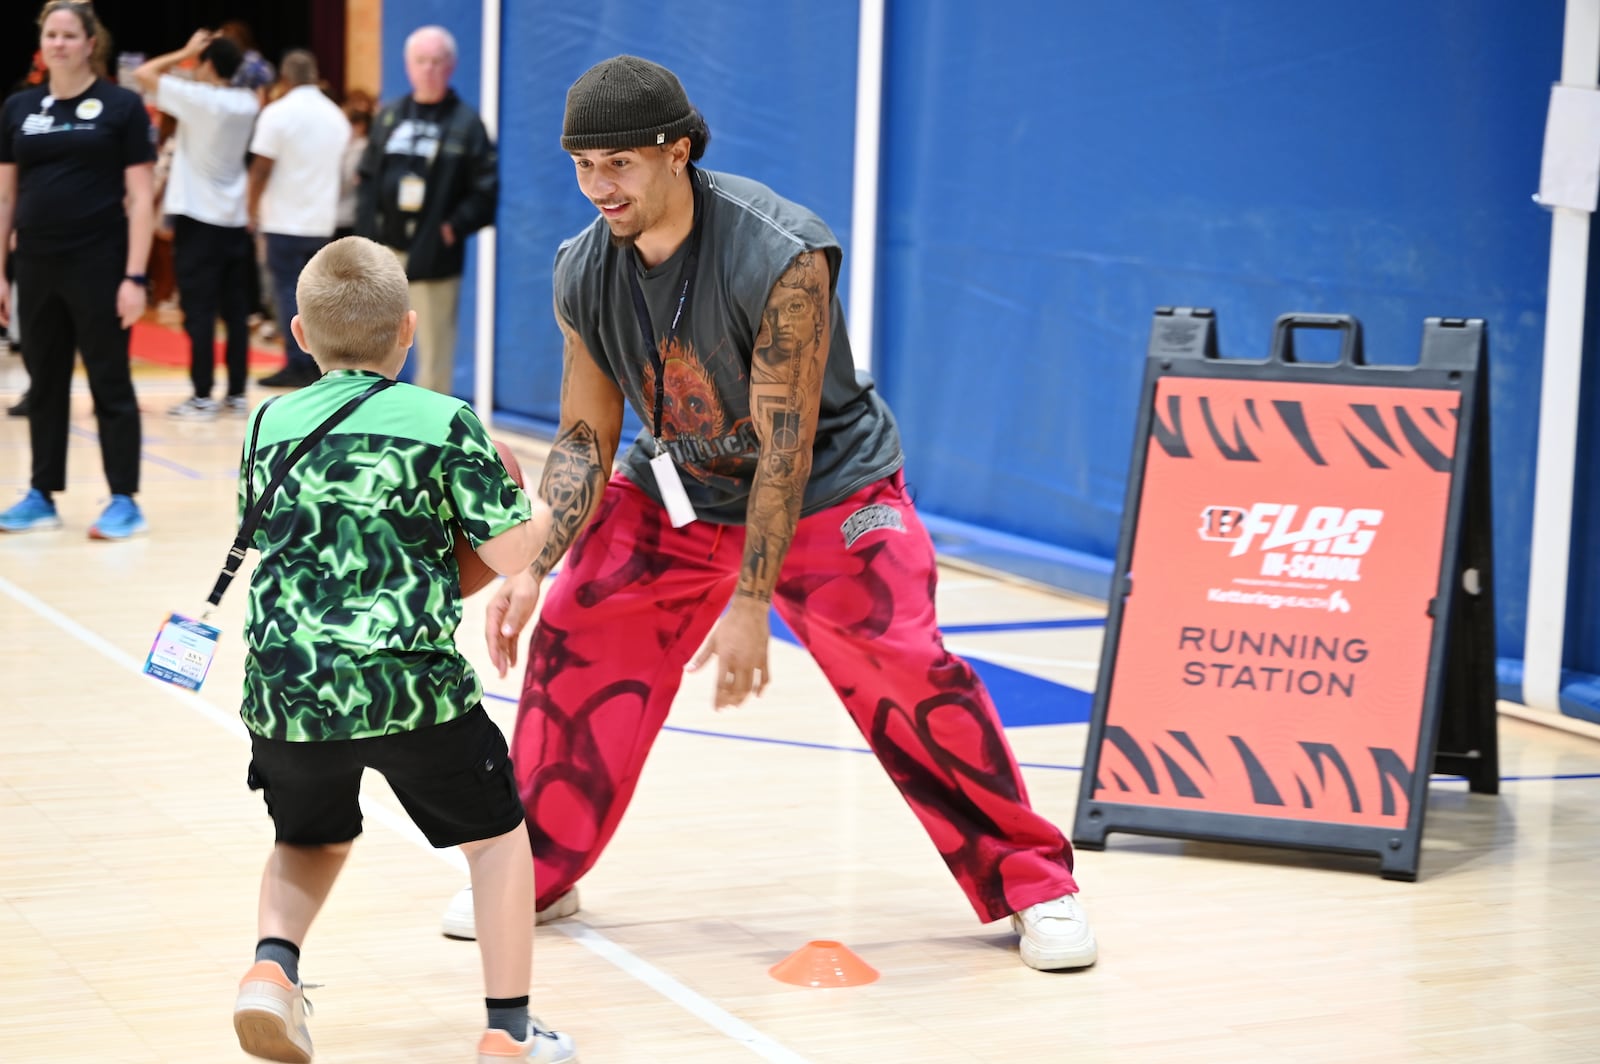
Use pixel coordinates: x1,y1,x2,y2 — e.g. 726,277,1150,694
1,346,1598,1063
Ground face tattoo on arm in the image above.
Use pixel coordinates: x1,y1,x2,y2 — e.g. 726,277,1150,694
739,249,830,603
532,314,614,579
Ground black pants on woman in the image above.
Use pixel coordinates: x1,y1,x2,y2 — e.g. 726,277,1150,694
172,215,253,400
15,239,141,497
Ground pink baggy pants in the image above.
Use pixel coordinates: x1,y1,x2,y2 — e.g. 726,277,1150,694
509,472,1078,922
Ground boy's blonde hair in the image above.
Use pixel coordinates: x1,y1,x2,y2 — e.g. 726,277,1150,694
295,237,411,366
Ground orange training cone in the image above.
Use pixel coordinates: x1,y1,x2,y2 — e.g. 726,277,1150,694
769,940,880,987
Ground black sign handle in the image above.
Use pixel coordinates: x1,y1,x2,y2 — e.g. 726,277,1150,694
1269,313,1366,366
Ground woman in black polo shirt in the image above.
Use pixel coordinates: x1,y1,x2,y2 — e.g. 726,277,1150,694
0,1,156,538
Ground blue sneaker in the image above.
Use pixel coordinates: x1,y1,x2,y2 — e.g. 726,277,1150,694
0,489,63,533
88,494,147,540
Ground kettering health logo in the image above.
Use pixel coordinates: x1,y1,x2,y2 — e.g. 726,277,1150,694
1206,587,1352,613
1198,503,1382,582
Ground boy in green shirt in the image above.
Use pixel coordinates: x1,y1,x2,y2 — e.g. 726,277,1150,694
230,236,574,1063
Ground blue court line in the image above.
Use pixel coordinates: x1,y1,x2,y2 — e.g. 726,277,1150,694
766,611,1094,728
1441,773,1600,783
139,451,208,479
478,694,1083,770
67,424,209,479
653,737,1600,784
477,693,1600,784
941,617,1106,634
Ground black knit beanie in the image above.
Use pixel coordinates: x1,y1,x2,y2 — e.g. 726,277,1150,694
562,56,696,151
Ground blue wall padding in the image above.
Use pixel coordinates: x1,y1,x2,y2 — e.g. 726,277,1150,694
1559,677,1600,727
1563,205,1600,677
875,2,1559,669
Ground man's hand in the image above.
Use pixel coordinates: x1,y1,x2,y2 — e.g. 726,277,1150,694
687,596,771,710
440,221,456,247
485,568,544,678
116,279,146,329
184,29,215,57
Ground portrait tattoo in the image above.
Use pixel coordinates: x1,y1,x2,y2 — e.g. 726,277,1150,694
739,250,831,602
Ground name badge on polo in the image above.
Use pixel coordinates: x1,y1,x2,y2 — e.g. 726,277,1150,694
143,613,221,691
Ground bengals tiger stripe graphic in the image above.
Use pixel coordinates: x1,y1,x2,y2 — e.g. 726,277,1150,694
1149,390,1457,473
1092,726,1415,821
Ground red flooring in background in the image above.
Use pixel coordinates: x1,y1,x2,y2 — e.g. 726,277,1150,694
129,320,285,371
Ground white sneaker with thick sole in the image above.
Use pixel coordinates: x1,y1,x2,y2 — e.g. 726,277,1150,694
442,885,581,940
1012,893,1098,970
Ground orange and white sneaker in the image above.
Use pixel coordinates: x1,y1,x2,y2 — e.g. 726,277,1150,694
477,1018,577,1063
233,960,314,1062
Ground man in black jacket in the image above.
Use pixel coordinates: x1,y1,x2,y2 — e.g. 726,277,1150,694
356,26,497,396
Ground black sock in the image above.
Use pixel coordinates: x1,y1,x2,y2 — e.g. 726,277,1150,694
255,937,301,985
486,995,530,1041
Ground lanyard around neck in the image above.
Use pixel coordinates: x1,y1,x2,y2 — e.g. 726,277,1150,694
625,165,705,445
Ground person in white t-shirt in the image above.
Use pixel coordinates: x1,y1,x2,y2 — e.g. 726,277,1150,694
334,92,373,239
247,50,350,389
132,30,260,418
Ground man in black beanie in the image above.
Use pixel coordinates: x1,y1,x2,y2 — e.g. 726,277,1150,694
442,55,1098,974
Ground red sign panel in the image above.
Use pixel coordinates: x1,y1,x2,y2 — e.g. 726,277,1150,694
1096,376,1458,828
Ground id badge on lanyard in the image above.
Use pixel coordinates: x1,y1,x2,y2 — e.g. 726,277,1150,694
398,173,426,213
649,446,698,527
143,613,221,691
628,168,707,527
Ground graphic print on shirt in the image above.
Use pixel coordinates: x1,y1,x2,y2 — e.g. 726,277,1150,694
239,402,528,742
20,114,95,136
385,118,441,163
637,334,760,491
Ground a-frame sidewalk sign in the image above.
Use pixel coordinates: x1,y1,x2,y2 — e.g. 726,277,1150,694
1071,309,1498,881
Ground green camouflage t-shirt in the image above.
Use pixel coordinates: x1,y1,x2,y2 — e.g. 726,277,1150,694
236,370,531,741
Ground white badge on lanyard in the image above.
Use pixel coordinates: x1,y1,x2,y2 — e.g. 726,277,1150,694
143,612,221,691
397,173,426,213
649,445,698,528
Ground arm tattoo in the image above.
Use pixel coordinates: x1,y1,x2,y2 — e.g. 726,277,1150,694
533,420,604,578
533,305,616,578
740,250,830,603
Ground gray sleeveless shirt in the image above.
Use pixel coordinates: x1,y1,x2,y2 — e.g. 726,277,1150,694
553,168,902,524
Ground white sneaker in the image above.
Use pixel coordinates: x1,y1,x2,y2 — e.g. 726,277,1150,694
1011,893,1098,970
442,885,581,940
538,888,581,925
477,1018,577,1063
168,396,219,419
442,884,476,939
